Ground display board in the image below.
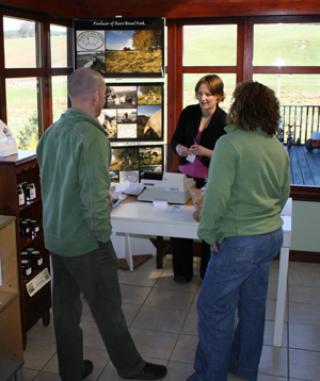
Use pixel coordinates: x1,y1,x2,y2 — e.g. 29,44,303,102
109,145,163,183
99,83,163,141
74,17,164,77
74,17,166,182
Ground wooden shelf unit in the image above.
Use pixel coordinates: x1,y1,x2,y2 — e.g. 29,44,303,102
0,151,51,348
0,215,23,362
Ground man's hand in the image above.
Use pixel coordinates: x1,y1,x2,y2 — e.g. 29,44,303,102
108,191,113,205
211,243,220,252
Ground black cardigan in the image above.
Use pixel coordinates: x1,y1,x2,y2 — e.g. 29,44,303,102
171,104,227,168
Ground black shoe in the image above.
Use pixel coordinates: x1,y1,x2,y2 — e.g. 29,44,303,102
82,360,93,379
174,275,191,283
124,362,167,380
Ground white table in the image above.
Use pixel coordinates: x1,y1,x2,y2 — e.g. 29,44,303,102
111,201,291,347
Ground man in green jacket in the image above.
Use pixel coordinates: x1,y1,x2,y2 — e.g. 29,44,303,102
37,68,167,381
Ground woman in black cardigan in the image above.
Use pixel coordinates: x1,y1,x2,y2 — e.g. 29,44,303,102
171,74,227,282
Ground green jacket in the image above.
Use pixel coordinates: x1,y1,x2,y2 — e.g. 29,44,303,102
37,108,111,256
198,124,290,245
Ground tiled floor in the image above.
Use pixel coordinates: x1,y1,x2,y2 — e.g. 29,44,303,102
21,256,320,381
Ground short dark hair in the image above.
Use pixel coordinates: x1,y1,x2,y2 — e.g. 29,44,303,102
228,81,280,136
194,74,225,102
68,68,104,99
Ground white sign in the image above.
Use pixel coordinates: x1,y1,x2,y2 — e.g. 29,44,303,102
26,268,51,297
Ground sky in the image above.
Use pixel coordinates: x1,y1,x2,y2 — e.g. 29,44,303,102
106,30,135,50
138,104,161,116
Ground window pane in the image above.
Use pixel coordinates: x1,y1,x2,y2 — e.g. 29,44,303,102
253,74,320,105
253,23,320,66
183,73,236,112
4,16,37,68
50,24,68,67
52,76,68,122
183,25,237,66
254,74,320,144
6,78,38,150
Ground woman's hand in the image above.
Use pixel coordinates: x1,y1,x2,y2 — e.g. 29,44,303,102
190,144,212,158
176,144,191,157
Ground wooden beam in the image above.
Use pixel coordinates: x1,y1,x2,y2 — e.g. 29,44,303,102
1,0,320,19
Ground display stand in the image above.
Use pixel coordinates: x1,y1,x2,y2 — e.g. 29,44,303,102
0,152,51,348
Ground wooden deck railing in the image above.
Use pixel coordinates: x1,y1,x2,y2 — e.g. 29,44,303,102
280,105,320,144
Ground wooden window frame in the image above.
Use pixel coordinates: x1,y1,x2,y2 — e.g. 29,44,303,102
0,6,73,137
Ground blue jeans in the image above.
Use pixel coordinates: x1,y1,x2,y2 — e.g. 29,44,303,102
187,228,283,381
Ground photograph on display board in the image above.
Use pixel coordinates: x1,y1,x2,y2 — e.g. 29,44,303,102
116,109,137,124
106,85,137,108
139,146,163,175
117,123,137,139
76,52,106,73
76,30,106,73
109,145,163,182
99,83,163,142
99,109,117,139
105,29,162,75
109,147,139,172
74,18,164,77
138,85,162,105
137,104,162,140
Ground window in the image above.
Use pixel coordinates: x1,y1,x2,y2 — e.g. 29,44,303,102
6,78,38,150
52,76,68,122
252,21,320,186
253,23,320,66
0,10,72,152
183,25,237,66
50,24,68,68
4,16,37,68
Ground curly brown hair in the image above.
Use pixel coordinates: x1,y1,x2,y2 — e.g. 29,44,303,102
228,81,280,136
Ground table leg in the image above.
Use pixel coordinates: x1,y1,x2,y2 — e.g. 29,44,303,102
156,236,164,269
124,235,134,271
273,247,289,347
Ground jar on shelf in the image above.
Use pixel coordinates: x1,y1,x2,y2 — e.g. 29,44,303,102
23,183,37,203
17,184,26,207
30,219,40,237
31,250,43,268
21,258,32,279
29,183,37,201
20,220,31,236
20,250,31,261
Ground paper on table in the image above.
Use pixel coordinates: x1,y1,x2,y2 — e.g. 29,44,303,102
115,181,145,196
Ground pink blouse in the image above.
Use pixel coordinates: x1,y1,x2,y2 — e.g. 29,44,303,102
178,130,208,179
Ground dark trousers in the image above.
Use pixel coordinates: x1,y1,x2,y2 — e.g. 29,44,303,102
171,238,211,280
51,241,144,381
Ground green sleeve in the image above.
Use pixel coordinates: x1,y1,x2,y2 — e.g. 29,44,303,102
198,137,237,245
78,133,111,243
280,154,291,210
